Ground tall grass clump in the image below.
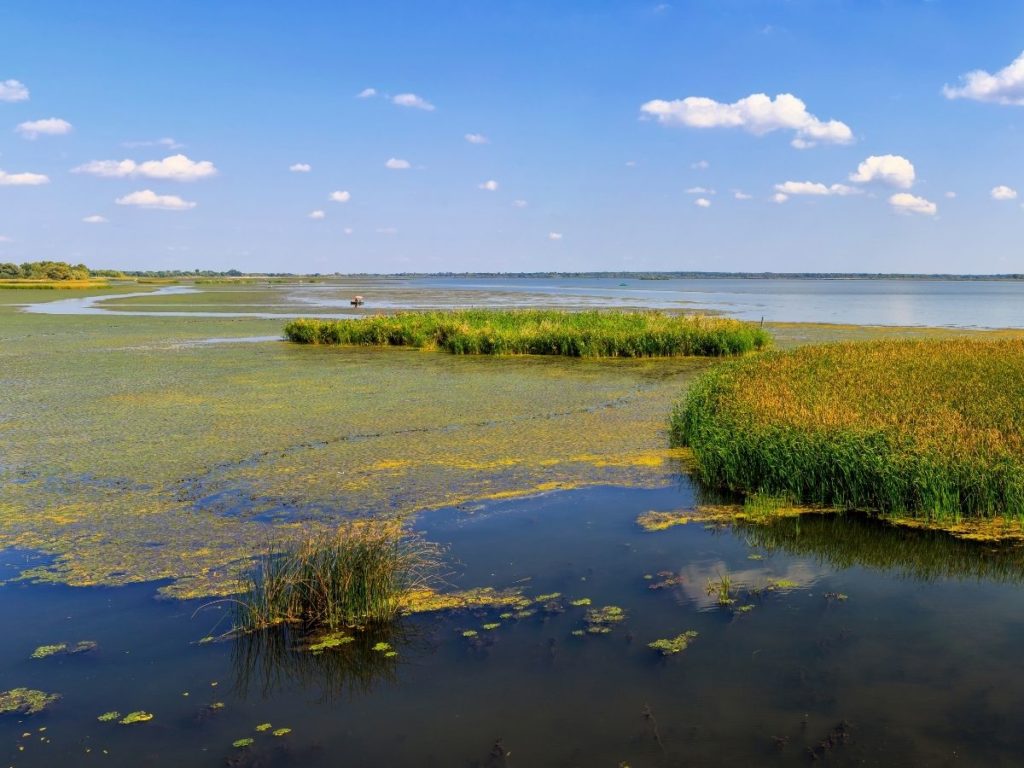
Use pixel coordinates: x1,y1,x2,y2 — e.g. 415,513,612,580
672,339,1024,522
284,310,770,358
235,523,441,633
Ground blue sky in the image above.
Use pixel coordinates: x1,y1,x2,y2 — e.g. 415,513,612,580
3,0,1024,274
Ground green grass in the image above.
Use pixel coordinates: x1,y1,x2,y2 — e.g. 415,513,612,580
672,339,1024,521
284,310,771,358
234,523,441,633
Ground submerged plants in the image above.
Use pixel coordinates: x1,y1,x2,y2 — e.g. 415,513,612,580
284,309,771,358
673,339,1024,526
233,522,441,633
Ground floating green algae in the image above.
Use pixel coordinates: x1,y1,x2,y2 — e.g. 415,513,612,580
584,605,626,634
97,711,120,722
119,711,154,724
0,688,60,715
306,632,355,654
648,631,698,656
233,738,254,748
255,722,272,732
30,640,96,659
272,727,291,736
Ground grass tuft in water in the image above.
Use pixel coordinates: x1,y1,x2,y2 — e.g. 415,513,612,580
284,309,771,358
234,523,441,633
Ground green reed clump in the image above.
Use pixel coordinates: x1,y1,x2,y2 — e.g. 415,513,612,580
672,339,1024,521
235,524,441,633
284,310,770,358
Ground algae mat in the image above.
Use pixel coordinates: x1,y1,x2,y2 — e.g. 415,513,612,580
0,290,702,597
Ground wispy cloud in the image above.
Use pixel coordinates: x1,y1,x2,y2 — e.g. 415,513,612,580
82,215,108,224
329,190,351,203
548,232,563,240
357,87,377,98
465,133,489,144
889,193,936,216
0,169,49,186
308,209,325,220
16,117,72,139
385,157,411,170
694,197,711,208
392,93,434,111
478,179,499,191
124,137,183,149
774,180,859,197
0,79,29,102
289,163,311,173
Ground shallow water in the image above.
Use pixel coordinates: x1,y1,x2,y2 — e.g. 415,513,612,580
5,483,1024,767
21,276,1024,328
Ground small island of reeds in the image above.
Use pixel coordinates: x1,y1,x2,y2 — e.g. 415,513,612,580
284,310,770,358
672,339,1024,525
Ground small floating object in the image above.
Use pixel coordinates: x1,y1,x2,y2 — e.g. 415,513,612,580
350,295,365,306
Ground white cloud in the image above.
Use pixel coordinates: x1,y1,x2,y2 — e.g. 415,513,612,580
16,117,72,139
392,93,435,111
512,199,528,208
357,88,377,99
290,163,311,172
625,160,637,167
548,232,563,240
734,190,752,200
945,191,957,199
641,92,853,148
385,157,411,170
343,227,354,235
124,137,182,149
0,79,29,102
772,193,789,204
686,186,713,194
889,192,937,216
72,154,217,181
0,169,49,186
944,51,1024,105
308,210,325,220
991,185,1018,200
465,133,489,144
376,227,398,235
849,154,916,189
82,215,108,224
329,190,351,203
0,235,12,242
694,197,711,208
774,180,859,196
479,179,499,191
115,189,196,210
691,159,710,170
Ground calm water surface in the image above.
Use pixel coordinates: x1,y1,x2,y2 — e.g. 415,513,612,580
4,483,1024,767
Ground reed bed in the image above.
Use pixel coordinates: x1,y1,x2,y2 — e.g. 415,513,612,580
235,523,441,633
284,310,770,358
672,339,1024,521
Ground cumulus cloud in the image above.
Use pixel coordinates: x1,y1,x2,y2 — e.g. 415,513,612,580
640,92,853,148
357,88,377,98
694,197,711,208
308,209,325,220
115,189,196,210
385,157,411,170
991,185,1018,200
329,190,351,203
392,93,435,111
465,133,489,144
73,154,217,181
774,181,859,196
479,179,499,191
548,232,563,240
944,51,1024,105
849,154,915,188
0,169,49,186
82,215,108,224
512,199,528,208
16,117,72,139
0,79,29,102
734,190,752,200
889,193,937,216
772,192,789,204
290,163,311,172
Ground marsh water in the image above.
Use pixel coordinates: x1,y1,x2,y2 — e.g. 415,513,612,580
5,482,1024,766
7,280,1024,767
24,276,1024,328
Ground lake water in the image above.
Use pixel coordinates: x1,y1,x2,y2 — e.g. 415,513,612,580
4,482,1024,766
22,277,1024,328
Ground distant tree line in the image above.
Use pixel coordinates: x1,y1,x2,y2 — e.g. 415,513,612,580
0,261,124,280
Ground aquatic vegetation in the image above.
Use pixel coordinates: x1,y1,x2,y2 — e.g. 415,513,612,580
461,630,478,638
305,632,354,654
705,572,735,606
636,510,693,532
400,586,529,615
735,604,755,613
0,689,60,715
767,579,799,591
233,738,254,748
584,605,626,634
674,340,1024,526
118,711,153,724
272,727,291,736
255,722,272,731
648,570,685,590
482,622,501,630
234,523,441,632
371,641,392,652
533,592,562,602
284,310,771,358
824,592,849,601
648,630,698,655
569,597,592,606
97,711,120,722
30,640,96,659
